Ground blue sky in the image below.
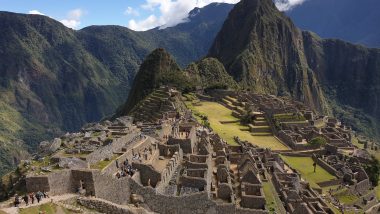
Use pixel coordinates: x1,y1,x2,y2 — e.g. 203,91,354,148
0,0,306,31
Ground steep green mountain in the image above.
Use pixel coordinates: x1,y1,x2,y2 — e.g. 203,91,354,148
208,0,329,113
0,12,127,175
185,57,238,90
0,3,233,175
116,48,190,115
287,0,380,48
117,49,237,116
209,0,380,139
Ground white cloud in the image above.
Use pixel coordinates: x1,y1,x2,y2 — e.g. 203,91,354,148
128,0,240,31
274,0,307,11
128,15,160,31
128,0,310,31
60,9,85,29
28,10,45,15
124,7,140,16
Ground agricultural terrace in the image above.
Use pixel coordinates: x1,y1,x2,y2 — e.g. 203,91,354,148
188,101,289,150
281,155,337,190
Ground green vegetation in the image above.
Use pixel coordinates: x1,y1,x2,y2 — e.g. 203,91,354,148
376,185,380,199
185,58,238,90
281,155,336,189
336,194,358,205
309,137,327,147
0,5,234,176
262,181,286,213
19,203,70,214
363,156,380,187
90,155,119,170
273,113,306,122
189,101,288,150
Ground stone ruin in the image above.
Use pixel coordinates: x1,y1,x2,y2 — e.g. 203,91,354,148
19,89,380,214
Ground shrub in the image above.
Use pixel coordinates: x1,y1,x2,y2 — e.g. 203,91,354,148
308,137,327,147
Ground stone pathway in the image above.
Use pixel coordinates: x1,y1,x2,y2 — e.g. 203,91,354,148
0,194,77,214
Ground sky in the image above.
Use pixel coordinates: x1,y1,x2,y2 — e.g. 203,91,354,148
0,0,307,31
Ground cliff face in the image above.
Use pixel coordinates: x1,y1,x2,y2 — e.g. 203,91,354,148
303,32,380,137
208,0,328,113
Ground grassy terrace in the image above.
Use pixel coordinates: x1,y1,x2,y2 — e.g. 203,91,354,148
188,101,289,150
262,181,286,213
281,156,337,190
19,203,70,214
90,154,119,170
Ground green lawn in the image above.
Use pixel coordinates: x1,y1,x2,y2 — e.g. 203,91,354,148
376,185,380,199
19,203,69,214
337,194,359,205
281,155,337,189
190,101,289,150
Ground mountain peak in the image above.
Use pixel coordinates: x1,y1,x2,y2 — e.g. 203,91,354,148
209,0,327,112
116,48,185,115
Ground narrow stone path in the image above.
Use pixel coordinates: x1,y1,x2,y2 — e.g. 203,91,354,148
0,194,77,214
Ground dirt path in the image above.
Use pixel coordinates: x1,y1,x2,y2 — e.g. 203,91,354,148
0,194,77,214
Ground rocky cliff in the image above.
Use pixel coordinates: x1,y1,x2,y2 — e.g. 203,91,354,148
209,0,380,138
209,0,329,113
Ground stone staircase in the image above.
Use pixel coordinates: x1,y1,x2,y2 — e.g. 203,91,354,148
249,116,272,136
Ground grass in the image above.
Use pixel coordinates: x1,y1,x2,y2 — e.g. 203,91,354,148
273,113,306,122
189,101,289,150
352,137,380,161
336,194,359,205
262,181,286,213
376,184,380,200
281,155,337,189
90,154,119,170
19,203,69,214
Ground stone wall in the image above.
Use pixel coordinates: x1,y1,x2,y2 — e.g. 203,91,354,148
312,155,340,177
93,171,131,205
71,170,96,196
157,151,183,191
87,132,140,164
350,179,371,195
25,175,50,193
77,197,145,214
129,177,217,214
47,170,75,195
316,179,342,188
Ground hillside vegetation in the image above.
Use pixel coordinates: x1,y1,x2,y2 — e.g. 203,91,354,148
0,3,234,175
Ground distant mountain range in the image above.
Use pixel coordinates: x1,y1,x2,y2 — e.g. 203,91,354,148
0,3,234,175
287,0,380,48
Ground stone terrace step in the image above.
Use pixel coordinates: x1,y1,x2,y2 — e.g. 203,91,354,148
248,124,271,133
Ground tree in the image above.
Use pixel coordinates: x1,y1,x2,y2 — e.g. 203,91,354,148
313,162,317,173
363,156,380,187
309,137,327,147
